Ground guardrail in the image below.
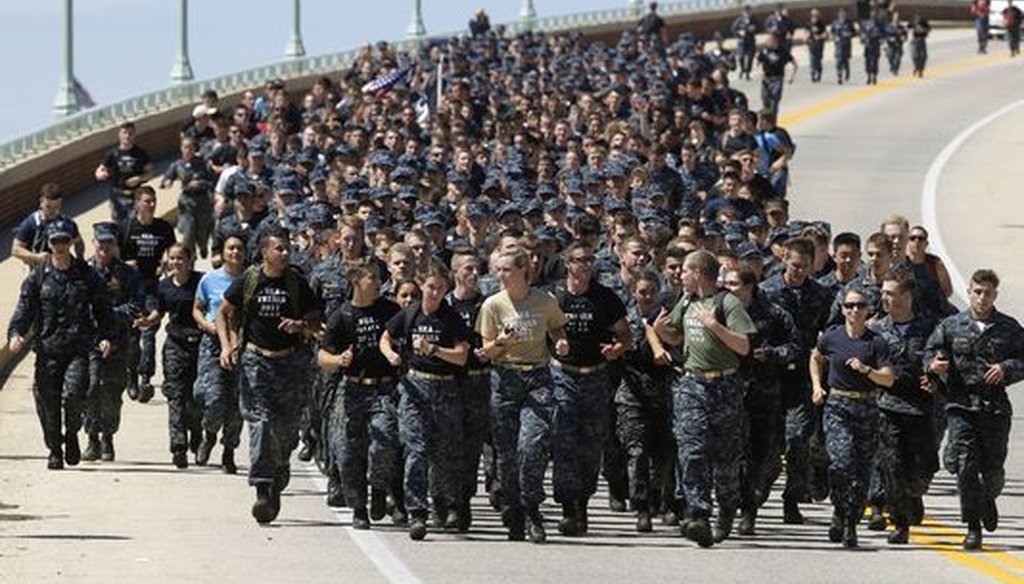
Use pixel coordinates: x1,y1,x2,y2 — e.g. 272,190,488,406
0,0,968,171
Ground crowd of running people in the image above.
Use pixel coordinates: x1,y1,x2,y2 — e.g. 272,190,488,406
7,3,1023,552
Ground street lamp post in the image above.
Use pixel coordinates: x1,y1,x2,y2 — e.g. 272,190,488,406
170,0,194,83
285,0,306,58
406,0,426,41
521,0,538,31
53,0,80,118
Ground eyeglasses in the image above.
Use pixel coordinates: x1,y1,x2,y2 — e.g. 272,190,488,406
908,235,927,242
842,302,868,310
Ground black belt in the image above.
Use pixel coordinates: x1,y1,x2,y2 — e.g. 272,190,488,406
552,361,607,375
246,343,296,360
347,375,395,386
496,362,547,372
830,388,877,402
408,370,455,381
684,367,738,380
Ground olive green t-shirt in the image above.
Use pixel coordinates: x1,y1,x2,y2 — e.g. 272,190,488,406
477,289,567,365
668,292,756,372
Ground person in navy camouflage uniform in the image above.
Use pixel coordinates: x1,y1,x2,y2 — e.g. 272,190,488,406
925,269,1024,550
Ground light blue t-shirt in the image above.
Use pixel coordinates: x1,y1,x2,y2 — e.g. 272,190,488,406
195,267,239,324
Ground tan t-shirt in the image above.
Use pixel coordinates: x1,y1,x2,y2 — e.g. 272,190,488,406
477,288,567,365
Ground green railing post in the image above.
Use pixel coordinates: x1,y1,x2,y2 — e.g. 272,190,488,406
521,0,538,31
53,0,80,118
285,0,306,58
170,0,195,83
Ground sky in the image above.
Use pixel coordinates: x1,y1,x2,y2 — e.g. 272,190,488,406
0,0,633,142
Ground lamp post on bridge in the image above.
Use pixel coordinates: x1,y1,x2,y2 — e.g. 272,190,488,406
629,0,644,18
285,0,306,58
170,0,194,83
406,0,426,42
521,0,537,31
53,0,80,118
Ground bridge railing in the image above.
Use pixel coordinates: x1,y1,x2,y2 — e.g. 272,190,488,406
0,0,968,171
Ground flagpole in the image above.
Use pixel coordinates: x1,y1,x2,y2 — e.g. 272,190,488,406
53,0,81,118
285,0,306,58
170,0,195,83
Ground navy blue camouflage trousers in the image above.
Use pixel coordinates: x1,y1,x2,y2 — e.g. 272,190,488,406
162,335,202,454
616,366,675,512
239,347,309,488
458,370,492,504
329,377,400,510
879,408,938,527
672,372,744,519
84,348,129,436
399,373,462,516
553,364,611,504
823,396,878,523
33,350,89,454
194,335,242,449
944,406,1011,525
491,365,554,510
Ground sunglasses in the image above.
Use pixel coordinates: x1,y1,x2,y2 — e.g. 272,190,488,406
842,302,868,310
569,256,595,264
908,235,927,242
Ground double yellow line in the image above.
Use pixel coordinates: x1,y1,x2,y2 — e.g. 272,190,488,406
770,45,1021,581
779,53,1006,128
911,520,1024,583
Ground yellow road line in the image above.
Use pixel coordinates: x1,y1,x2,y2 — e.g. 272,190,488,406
780,53,1006,128
917,520,1024,575
910,530,1024,584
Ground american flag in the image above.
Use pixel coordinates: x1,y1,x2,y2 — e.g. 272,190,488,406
361,65,412,97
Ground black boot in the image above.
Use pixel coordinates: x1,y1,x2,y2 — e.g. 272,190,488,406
783,499,804,525
828,510,843,543
137,376,154,404
888,525,910,544
172,451,188,469
737,508,757,536
370,488,387,520
392,498,408,526
252,484,275,525
712,507,736,543
297,440,314,462
326,472,345,507
83,434,101,462
526,507,547,544
409,512,428,541
503,506,526,541
221,448,237,474
430,499,449,529
636,508,653,533
444,504,461,531
608,495,627,512
456,501,472,533
352,507,370,530
47,449,63,470
578,498,591,534
196,431,215,466
64,433,81,466
910,496,925,525
982,497,998,532
685,516,714,548
558,501,582,536
843,519,858,548
126,376,139,401
963,521,983,551
100,433,115,462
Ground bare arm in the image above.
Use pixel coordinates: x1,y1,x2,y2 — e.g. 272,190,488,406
11,239,46,266
810,347,828,405
192,298,216,336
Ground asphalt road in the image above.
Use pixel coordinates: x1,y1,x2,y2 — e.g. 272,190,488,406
1,27,1023,584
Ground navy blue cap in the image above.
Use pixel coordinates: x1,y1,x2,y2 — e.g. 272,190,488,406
305,204,335,229
498,202,522,218
390,166,418,182
92,221,119,243
397,186,420,201
605,163,628,179
370,186,395,200
605,198,630,215
273,176,302,195
768,227,790,244
536,182,557,198
369,152,395,168
466,202,489,219
737,241,763,260
703,222,724,238
46,220,74,241
584,193,605,207
227,174,255,197
545,198,567,213
309,167,328,185
812,220,832,235
421,213,445,228
745,215,766,230
523,199,543,216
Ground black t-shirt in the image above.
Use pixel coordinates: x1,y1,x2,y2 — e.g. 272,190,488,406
322,298,401,379
157,271,203,342
121,218,176,283
817,325,891,394
386,301,470,376
556,282,627,367
447,291,487,371
102,145,151,191
757,47,794,78
223,267,318,351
